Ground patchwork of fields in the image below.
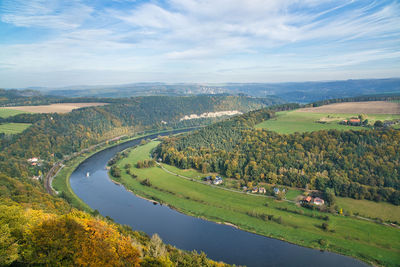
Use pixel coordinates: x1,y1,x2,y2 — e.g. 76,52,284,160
256,101,400,134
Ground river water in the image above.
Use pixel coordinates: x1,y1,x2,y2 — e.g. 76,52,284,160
70,131,367,267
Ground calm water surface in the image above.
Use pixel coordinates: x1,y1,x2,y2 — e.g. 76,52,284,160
70,131,368,267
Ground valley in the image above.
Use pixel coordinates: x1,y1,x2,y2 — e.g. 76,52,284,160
107,140,399,266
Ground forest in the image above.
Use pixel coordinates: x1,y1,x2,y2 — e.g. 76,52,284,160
0,173,230,266
154,107,400,205
0,94,280,180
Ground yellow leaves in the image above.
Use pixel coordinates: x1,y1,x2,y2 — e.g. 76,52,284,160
0,202,141,267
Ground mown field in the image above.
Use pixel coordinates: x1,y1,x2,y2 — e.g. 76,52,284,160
0,122,31,134
336,198,400,223
299,101,400,114
112,141,400,267
2,102,107,114
256,110,400,134
0,108,28,118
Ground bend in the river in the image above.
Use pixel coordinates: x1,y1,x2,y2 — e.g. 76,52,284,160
70,130,368,267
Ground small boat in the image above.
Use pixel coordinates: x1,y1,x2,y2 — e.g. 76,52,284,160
86,172,90,177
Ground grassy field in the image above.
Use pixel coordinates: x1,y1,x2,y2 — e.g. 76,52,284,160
0,108,28,118
0,123,31,134
2,103,107,114
112,141,400,267
256,110,400,134
285,189,303,201
336,197,400,223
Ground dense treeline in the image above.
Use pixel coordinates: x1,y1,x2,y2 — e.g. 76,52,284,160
311,94,400,107
155,109,400,205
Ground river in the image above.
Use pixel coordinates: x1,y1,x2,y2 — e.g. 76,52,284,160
70,130,367,267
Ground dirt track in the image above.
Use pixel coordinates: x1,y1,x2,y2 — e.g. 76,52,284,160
297,101,400,114
3,103,107,113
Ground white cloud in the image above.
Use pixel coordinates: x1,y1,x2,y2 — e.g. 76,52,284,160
0,0,399,87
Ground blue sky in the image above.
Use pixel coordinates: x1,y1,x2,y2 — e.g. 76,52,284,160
0,0,399,87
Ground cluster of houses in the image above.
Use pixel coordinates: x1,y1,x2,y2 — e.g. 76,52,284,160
204,176,223,185
242,186,267,194
302,196,325,206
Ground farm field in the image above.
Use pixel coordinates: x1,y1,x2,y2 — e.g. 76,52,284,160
255,111,361,133
2,102,107,114
299,101,400,114
112,141,400,267
0,108,28,118
0,123,31,134
256,110,400,134
336,197,400,223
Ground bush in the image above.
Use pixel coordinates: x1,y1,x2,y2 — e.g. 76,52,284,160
141,178,152,187
321,222,329,231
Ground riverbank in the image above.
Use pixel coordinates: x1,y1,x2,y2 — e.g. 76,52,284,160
52,128,196,213
110,141,400,267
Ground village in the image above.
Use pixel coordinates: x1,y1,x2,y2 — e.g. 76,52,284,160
203,175,325,206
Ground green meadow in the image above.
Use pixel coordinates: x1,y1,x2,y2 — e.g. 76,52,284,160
0,108,28,118
0,122,31,134
336,197,400,223
113,141,400,267
255,110,400,134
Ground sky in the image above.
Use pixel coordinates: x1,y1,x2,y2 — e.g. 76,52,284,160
0,0,399,88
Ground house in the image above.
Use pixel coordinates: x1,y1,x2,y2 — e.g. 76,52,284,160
273,188,280,194
28,157,39,163
252,187,258,193
349,119,361,125
259,187,266,194
340,119,348,125
313,197,325,205
303,196,312,203
213,177,223,185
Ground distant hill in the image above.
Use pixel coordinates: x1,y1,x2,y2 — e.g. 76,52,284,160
13,78,400,103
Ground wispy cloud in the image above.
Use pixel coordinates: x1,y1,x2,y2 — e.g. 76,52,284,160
0,0,399,87
0,0,93,30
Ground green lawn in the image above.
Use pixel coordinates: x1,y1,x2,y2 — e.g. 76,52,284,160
336,197,400,223
0,108,28,118
285,189,303,201
113,141,400,267
255,110,400,134
0,123,31,134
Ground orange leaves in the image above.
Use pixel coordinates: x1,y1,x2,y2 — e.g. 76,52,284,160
0,206,142,267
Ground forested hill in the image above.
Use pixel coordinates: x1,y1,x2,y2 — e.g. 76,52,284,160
0,95,281,179
155,105,400,205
